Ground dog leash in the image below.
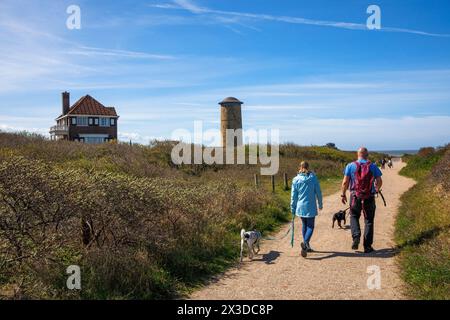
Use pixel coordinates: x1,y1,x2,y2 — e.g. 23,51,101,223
290,215,295,248
350,190,386,219
377,190,387,206
263,215,296,248
342,206,351,218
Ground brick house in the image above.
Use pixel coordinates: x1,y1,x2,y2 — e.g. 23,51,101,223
50,92,119,143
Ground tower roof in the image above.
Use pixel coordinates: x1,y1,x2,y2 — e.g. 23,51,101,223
219,97,243,105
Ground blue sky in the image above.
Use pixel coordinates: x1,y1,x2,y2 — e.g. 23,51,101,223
0,0,449,150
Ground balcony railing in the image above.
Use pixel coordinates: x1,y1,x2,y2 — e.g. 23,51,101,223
49,125,69,134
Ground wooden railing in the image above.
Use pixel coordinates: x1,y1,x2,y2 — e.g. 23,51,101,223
49,125,69,133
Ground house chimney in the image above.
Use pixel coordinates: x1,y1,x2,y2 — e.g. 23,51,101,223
62,91,70,115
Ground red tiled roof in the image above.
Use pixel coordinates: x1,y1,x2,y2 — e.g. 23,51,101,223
67,95,118,116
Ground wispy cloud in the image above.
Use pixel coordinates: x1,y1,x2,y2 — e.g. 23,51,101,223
66,46,176,60
173,0,204,14
0,3,247,93
0,1,185,93
153,0,450,37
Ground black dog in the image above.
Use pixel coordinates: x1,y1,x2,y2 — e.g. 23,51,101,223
332,208,349,229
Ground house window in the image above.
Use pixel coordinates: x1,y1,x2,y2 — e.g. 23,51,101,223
100,117,110,127
71,117,77,126
77,117,88,126
79,134,108,144
88,118,94,126
85,137,106,144
110,118,116,126
94,118,99,126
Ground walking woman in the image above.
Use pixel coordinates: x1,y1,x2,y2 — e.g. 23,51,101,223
290,161,323,258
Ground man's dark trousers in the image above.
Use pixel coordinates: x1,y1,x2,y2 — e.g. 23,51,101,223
350,195,376,248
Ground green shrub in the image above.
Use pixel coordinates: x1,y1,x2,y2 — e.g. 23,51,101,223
0,155,276,299
399,147,447,180
396,146,450,299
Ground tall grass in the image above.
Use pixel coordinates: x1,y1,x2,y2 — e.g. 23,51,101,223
397,146,450,299
400,147,447,180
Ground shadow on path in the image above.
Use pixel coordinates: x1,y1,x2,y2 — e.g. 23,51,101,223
253,250,282,264
397,225,450,249
307,248,398,261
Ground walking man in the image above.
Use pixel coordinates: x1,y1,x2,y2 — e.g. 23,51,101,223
341,147,383,253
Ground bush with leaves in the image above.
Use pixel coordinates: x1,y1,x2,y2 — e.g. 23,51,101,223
0,155,271,298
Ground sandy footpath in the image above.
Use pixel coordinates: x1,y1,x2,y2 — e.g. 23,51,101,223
190,160,415,300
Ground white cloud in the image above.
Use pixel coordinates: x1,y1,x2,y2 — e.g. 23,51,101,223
245,105,331,111
280,116,450,150
0,124,49,136
118,131,166,144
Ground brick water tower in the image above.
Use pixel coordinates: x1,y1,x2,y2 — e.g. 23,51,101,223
219,97,243,148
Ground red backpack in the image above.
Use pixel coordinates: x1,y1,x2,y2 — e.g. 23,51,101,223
353,161,374,199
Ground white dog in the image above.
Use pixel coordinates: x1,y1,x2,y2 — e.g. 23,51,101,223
240,229,262,262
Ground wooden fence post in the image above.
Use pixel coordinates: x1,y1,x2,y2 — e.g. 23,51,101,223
254,173,259,188
284,172,289,190
271,175,275,192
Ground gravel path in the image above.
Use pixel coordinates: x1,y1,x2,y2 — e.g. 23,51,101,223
190,159,415,300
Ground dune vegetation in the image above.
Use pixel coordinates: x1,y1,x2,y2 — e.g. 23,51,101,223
397,146,450,299
0,131,372,299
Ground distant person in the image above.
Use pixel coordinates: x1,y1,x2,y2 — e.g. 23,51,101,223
340,147,383,253
291,161,323,258
388,159,393,169
381,158,386,170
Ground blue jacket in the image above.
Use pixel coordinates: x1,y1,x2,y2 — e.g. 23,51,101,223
290,172,323,218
